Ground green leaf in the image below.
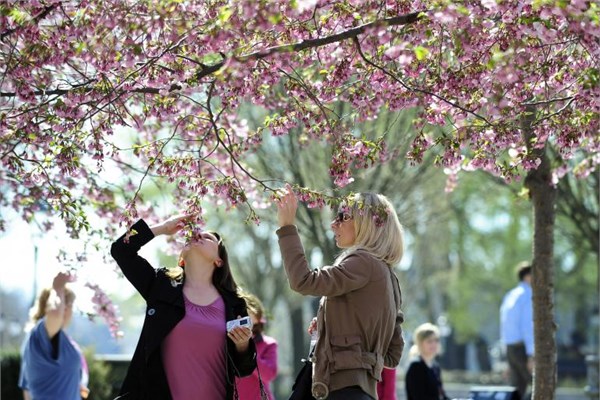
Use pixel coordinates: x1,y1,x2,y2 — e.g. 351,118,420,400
581,68,599,89
9,8,29,24
74,42,86,54
268,13,283,24
414,46,429,61
218,5,233,24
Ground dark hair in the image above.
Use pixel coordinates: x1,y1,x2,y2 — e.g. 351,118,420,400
211,232,239,294
517,262,532,281
169,231,240,294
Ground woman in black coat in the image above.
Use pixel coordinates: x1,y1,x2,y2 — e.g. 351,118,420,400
111,214,257,400
405,323,450,400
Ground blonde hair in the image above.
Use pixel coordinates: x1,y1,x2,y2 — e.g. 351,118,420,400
343,192,404,266
409,323,441,358
29,286,76,323
243,293,266,322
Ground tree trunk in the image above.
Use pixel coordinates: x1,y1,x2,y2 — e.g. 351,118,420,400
290,304,308,377
523,106,557,399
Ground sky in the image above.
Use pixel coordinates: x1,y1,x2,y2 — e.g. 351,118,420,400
0,208,168,312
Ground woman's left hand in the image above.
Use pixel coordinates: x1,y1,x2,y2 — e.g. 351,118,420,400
275,183,298,227
228,324,252,353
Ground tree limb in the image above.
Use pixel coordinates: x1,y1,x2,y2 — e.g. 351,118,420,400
0,11,425,99
1,4,60,41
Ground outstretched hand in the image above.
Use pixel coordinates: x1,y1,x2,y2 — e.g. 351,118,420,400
151,214,197,236
275,184,298,227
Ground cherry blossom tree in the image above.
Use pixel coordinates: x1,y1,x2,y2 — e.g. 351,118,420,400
1,1,598,398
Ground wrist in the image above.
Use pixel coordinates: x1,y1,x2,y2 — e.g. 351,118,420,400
150,224,165,236
52,282,66,292
235,341,250,353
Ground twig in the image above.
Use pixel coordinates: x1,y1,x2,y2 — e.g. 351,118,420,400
0,11,425,99
353,37,494,127
1,4,60,41
205,82,276,193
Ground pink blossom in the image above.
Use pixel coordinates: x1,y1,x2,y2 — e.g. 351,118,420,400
84,283,123,339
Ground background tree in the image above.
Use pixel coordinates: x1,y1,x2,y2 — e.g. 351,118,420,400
214,105,444,380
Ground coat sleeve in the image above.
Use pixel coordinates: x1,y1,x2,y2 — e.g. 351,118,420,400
256,340,278,382
384,273,405,368
276,225,371,297
110,219,157,301
377,367,397,400
228,338,257,377
520,292,534,356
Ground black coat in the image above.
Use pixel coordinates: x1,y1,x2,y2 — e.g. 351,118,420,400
111,219,257,400
405,357,450,400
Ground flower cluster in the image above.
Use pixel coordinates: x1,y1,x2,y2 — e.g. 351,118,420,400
84,283,123,339
0,0,597,248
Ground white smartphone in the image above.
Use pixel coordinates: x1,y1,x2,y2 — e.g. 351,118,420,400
226,316,253,332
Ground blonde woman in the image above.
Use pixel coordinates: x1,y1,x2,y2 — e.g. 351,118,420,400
18,271,89,400
275,185,405,400
405,323,449,400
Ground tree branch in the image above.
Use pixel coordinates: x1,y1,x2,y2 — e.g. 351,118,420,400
0,10,425,99
533,97,576,126
1,4,60,41
353,37,494,126
523,96,574,106
205,81,276,193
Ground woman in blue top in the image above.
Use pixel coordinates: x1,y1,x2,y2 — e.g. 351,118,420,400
19,271,89,400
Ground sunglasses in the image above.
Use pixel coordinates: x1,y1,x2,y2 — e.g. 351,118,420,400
335,212,353,223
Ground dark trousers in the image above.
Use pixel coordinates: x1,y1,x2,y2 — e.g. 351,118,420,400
507,343,532,399
328,386,374,400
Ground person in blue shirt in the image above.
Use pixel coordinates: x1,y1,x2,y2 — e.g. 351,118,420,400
500,262,534,399
19,271,89,400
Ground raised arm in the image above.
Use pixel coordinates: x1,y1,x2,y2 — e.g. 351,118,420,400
110,219,157,300
276,225,371,296
274,185,371,296
44,272,72,339
110,214,193,300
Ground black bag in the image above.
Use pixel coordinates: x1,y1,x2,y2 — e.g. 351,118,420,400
288,359,316,400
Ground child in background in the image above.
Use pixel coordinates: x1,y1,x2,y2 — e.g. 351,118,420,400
237,293,278,400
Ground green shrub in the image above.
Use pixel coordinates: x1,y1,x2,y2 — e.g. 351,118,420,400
84,350,113,400
1,349,23,400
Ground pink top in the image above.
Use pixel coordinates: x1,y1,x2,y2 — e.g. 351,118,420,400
377,367,397,400
236,334,278,400
162,295,226,400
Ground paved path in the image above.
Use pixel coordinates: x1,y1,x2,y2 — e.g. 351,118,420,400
396,383,589,400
